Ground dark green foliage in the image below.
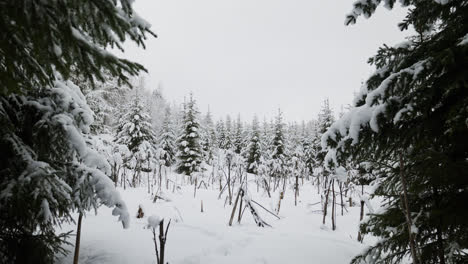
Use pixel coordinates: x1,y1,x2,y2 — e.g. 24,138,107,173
271,109,286,159
176,95,203,176
324,1,468,263
233,115,244,154
158,107,177,167
0,82,130,263
224,115,233,150
315,99,334,169
200,110,216,164
245,116,262,174
0,0,155,95
216,120,227,149
0,1,152,262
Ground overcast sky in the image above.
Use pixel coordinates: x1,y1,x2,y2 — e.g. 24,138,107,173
119,0,411,122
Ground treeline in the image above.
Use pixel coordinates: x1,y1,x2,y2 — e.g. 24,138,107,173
82,73,339,194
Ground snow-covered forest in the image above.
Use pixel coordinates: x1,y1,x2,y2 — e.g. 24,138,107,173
1,1,467,264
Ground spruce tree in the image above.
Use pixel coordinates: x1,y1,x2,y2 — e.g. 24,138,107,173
115,92,157,155
245,116,262,174
0,0,155,95
315,99,335,174
233,114,245,154
0,1,152,262
200,109,216,164
323,1,468,263
270,109,288,187
301,121,315,178
176,94,203,176
216,120,227,149
224,115,233,150
115,92,157,186
271,109,286,160
260,118,272,155
157,107,176,167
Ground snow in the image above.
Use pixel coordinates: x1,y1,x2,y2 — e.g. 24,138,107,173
41,199,52,222
322,59,428,153
53,44,62,57
334,166,348,182
147,215,162,229
459,33,468,46
56,171,372,264
393,103,413,124
434,0,452,5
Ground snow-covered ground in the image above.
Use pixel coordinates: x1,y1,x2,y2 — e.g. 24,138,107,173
57,173,370,264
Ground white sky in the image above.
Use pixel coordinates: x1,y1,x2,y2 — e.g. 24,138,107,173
119,0,411,122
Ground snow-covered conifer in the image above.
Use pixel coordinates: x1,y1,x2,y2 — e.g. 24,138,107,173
324,1,468,263
245,116,262,174
200,109,216,164
232,114,245,154
0,0,152,261
216,120,227,149
175,94,203,176
115,91,157,183
157,107,177,167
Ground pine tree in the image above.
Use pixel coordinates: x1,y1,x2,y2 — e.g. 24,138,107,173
269,109,288,194
115,92,156,154
176,94,203,176
260,117,272,155
0,80,131,263
200,109,216,164
245,116,262,174
232,114,244,154
216,120,227,149
324,1,468,263
0,0,155,95
271,109,286,160
315,99,335,173
224,115,233,150
158,107,176,167
301,121,315,178
115,92,157,185
0,1,152,262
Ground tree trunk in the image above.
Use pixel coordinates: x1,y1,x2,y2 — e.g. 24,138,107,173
317,175,321,194
159,220,166,264
112,162,118,187
229,189,242,226
238,194,243,223
263,178,271,198
277,191,284,214
147,172,150,194
358,185,364,242
399,154,419,264
331,180,336,230
122,168,126,190
339,182,344,216
219,174,222,191
159,165,162,191
194,178,197,198
227,162,232,205
73,213,83,264
322,179,331,225
295,174,299,206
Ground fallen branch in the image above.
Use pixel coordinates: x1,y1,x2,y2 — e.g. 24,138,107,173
251,199,280,220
